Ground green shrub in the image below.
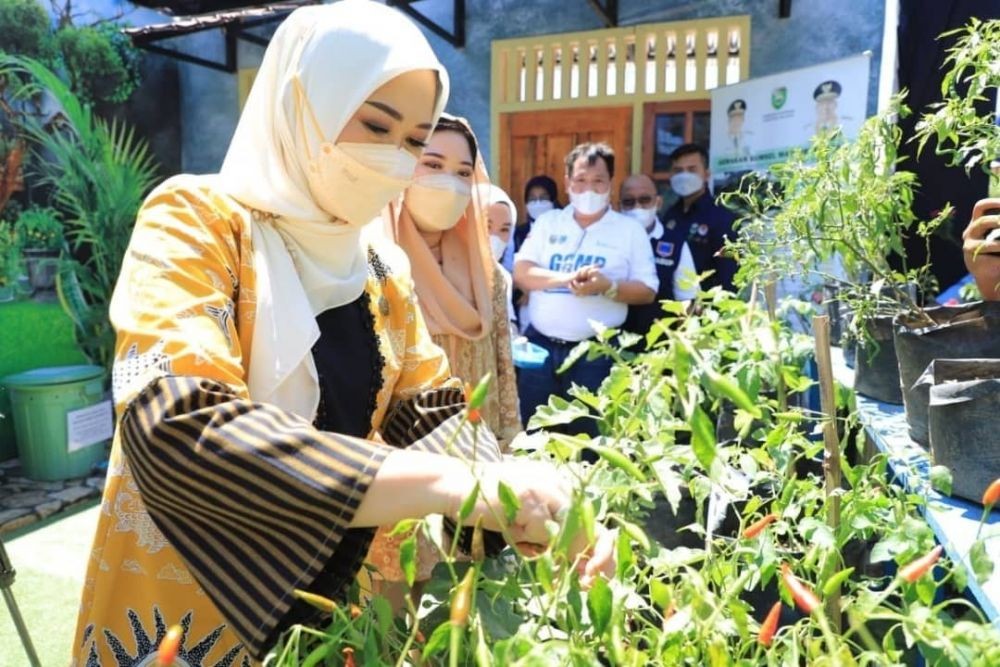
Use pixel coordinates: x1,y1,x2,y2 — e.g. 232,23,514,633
0,0,57,63
0,223,17,285
57,23,142,106
14,205,61,250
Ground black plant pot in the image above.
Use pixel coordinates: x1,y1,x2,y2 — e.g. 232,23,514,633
926,358,1000,503
853,315,903,404
894,302,1000,447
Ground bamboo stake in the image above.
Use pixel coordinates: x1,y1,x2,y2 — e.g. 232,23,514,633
813,314,842,632
764,281,788,411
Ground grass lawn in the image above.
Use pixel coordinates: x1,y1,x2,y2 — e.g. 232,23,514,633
0,502,99,667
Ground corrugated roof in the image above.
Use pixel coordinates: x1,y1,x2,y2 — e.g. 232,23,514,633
123,0,315,39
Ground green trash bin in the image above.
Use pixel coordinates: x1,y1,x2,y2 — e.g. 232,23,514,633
2,365,111,481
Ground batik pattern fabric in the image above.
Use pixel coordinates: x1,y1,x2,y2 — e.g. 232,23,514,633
72,177,503,665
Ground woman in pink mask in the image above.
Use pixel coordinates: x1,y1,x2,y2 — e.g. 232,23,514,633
370,118,523,608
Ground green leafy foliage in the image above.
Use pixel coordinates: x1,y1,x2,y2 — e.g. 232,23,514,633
722,96,947,349
266,280,1000,665
57,24,142,106
915,18,1000,175
14,205,62,250
0,54,159,367
0,222,18,285
0,0,56,62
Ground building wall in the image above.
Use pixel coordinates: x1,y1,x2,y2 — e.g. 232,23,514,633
68,0,884,175
422,0,886,169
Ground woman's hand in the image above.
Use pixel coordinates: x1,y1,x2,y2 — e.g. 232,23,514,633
447,458,615,585
964,198,1000,301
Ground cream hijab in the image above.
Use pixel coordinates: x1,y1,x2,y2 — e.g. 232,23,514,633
386,116,495,356
217,1,449,420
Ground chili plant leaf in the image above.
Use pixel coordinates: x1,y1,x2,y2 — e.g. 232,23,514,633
589,444,645,482
422,620,452,660
528,395,592,429
971,539,995,584
690,405,717,471
493,481,519,526
400,534,417,588
929,465,953,496
702,368,762,418
587,575,613,637
459,482,480,523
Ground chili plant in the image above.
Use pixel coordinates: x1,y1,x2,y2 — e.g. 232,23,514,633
265,295,999,665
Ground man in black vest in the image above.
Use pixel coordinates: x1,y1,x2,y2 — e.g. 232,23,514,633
620,173,698,336
664,143,738,293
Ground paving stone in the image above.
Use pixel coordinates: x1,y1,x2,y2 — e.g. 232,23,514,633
1,490,49,509
86,477,106,490
34,500,64,519
0,508,31,534
0,513,36,534
49,486,96,504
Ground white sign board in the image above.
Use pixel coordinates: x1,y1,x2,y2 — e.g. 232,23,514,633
67,400,113,453
710,53,871,174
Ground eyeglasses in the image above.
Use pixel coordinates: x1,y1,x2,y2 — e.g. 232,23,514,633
620,195,656,209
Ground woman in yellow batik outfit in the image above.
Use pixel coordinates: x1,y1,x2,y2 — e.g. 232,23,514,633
71,2,614,665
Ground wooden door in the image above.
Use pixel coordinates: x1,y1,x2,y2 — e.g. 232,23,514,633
498,106,632,222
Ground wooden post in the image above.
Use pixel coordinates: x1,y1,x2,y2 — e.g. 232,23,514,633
764,281,787,411
813,314,842,632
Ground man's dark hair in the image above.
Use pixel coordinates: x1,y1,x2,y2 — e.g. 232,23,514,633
565,142,615,179
669,143,709,169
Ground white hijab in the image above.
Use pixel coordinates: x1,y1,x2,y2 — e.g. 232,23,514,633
218,1,449,420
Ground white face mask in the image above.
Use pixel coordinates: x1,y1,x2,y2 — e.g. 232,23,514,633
305,142,417,226
406,173,472,232
489,234,508,261
569,189,610,216
670,171,705,198
624,206,657,229
526,199,554,220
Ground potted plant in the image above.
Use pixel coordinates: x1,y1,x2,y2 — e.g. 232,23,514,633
14,205,62,294
0,222,16,301
723,97,950,407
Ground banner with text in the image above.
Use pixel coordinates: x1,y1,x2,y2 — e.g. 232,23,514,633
709,53,871,174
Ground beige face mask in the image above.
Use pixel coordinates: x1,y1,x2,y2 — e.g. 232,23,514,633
296,79,417,226
406,173,472,232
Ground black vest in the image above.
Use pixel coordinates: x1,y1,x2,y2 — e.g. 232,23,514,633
624,220,687,336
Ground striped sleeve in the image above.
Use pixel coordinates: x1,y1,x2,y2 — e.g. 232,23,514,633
382,386,507,557
120,374,390,659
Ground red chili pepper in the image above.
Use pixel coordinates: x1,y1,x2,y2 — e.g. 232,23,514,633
983,478,1000,507
156,625,183,666
780,563,820,615
757,602,782,647
742,513,778,539
467,408,482,424
343,647,356,667
899,545,944,583
450,568,475,627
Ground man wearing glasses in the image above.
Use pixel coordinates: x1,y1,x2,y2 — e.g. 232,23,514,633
619,173,698,337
